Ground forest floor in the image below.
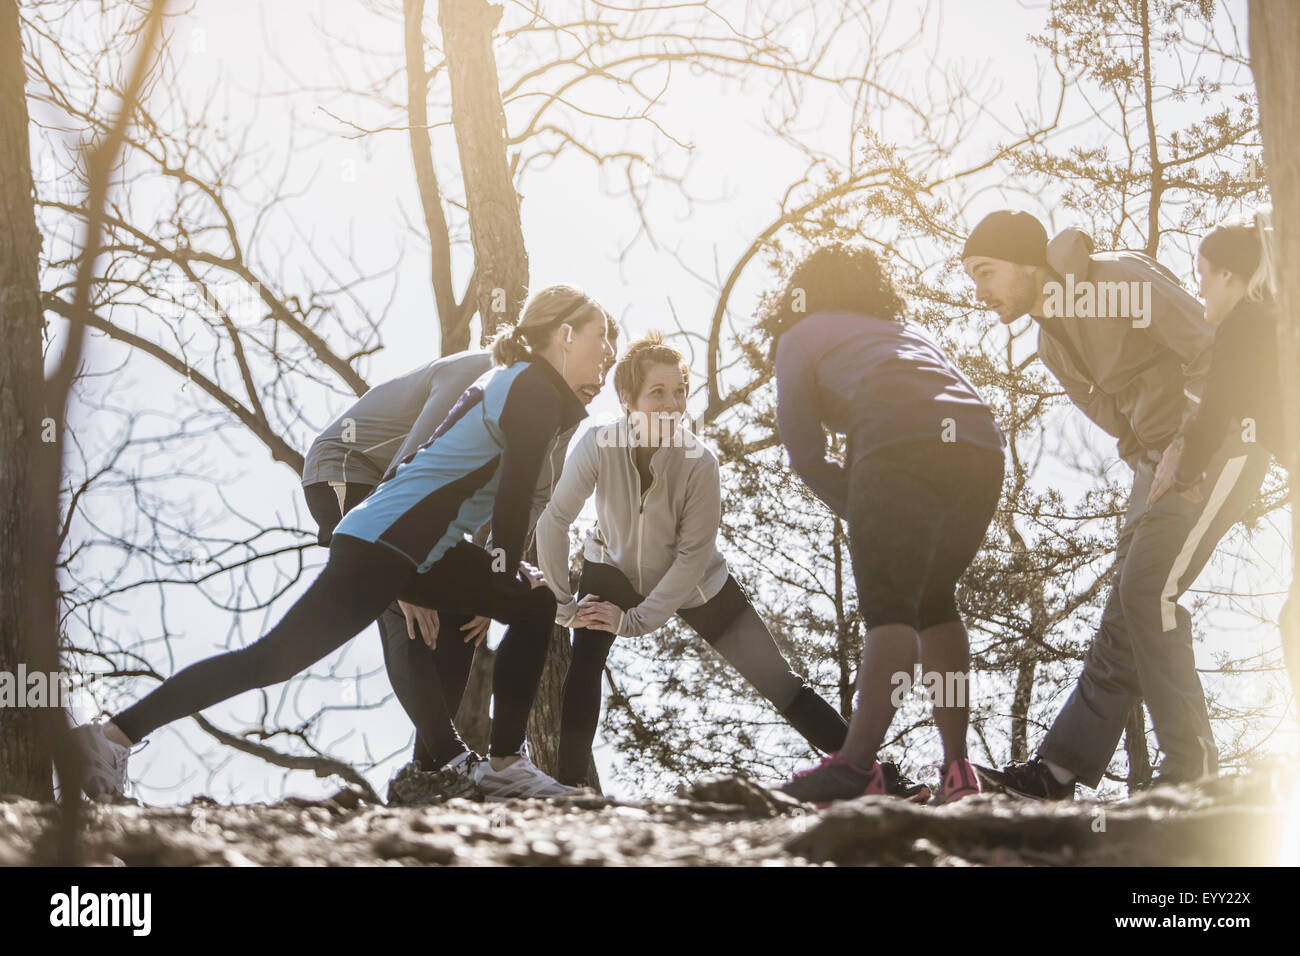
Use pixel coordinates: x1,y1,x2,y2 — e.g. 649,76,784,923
1,762,1294,866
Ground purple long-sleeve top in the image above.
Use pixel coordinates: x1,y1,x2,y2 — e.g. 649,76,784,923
774,311,1005,518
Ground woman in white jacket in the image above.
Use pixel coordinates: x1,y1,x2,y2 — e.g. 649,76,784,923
537,334,926,796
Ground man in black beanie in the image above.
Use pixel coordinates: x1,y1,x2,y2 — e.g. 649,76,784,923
961,211,1272,798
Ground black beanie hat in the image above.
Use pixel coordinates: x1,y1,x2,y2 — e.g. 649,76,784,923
962,210,1049,267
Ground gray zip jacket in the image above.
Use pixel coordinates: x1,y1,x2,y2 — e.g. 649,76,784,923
1037,229,1214,461
536,416,730,637
303,352,493,486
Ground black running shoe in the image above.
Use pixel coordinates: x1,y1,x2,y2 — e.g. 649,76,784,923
974,757,1075,801
879,761,933,803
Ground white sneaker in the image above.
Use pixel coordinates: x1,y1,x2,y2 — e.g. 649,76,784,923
74,719,132,800
441,750,483,780
473,753,579,801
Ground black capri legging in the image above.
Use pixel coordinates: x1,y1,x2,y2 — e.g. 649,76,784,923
112,535,556,759
556,561,848,785
847,440,1003,630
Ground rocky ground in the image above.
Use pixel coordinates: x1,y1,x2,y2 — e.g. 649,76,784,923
1,763,1294,866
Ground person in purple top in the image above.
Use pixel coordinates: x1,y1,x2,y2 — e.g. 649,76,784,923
768,242,1006,806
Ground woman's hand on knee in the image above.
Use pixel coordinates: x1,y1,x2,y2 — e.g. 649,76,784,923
399,600,440,649
576,595,621,633
460,615,491,647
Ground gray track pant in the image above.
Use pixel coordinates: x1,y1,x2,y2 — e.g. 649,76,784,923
1039,435,1271,787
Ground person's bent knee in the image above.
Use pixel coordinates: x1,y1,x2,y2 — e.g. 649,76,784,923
502,584,557,629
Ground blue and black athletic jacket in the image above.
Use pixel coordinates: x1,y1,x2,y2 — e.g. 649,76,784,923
334,358,587,584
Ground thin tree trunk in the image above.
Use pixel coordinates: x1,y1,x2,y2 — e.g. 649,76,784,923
9,0,167,865
403,0,470,354
0,0,51,801
832,520,855,718
437,0,528,335
1009,660,1037,762
453,645,494,756
1123,703,1152,791
1249,0,1300,704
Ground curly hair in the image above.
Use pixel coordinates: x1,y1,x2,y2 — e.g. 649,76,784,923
759,242,907,354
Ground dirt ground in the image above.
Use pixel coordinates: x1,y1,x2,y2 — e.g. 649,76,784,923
0,765,1293,866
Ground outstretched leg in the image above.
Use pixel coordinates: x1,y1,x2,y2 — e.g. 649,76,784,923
111,534,406,745
678,577,847,753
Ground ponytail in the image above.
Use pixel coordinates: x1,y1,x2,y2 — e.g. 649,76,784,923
486,283,617,367
489,323,532,366
1247,205,1277,304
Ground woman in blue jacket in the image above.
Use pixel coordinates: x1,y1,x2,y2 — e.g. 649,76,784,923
75,288,616,802
769,242,1006,806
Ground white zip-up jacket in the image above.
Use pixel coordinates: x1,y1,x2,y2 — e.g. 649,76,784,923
536,415,730,637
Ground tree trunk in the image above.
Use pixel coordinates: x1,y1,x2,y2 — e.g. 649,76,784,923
437,0,528,335
1123,703,1152,791
453,645,494,756
1009,660,1037,762
403,0,471,354
1249,1,1300,704
0,0,52,800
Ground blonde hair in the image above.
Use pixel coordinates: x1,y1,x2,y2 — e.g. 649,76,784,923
1248,205,1277,303
613,331,688,406
488,284,613,366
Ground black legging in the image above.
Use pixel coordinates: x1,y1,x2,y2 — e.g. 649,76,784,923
112,534,557,759
376,603,477,769
556,561,848,785
305,479,477,769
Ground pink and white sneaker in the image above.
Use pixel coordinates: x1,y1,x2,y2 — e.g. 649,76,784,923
938,757,982,805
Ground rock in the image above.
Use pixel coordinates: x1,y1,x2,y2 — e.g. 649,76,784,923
386,761,482,806
325,785,367,811
373,832,459,864
549,792,617,810
676,773,802,817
